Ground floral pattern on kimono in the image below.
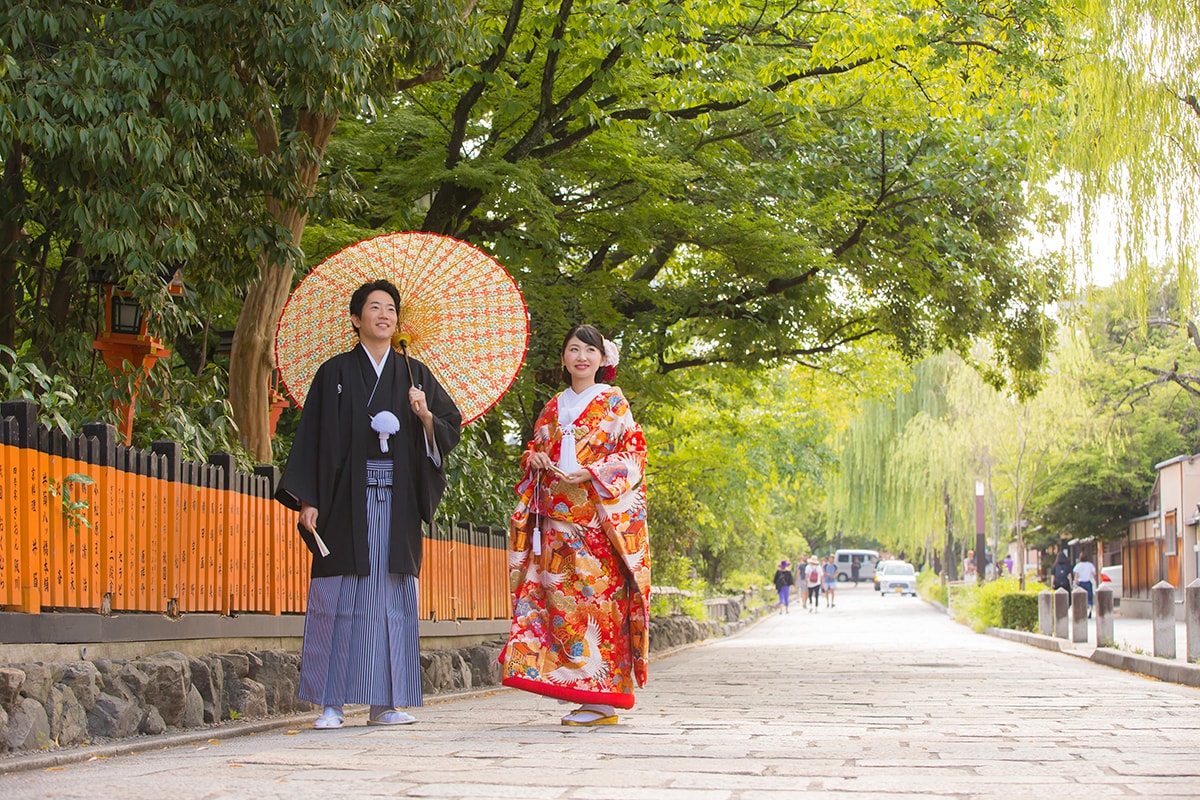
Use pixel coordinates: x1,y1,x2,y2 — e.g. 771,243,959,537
499,387,650,708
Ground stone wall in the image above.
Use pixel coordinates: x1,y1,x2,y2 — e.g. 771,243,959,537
0,607,767,754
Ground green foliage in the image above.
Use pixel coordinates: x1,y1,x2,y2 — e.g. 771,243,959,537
1045,0,1200,301
437,420,520,529
648,574,709,622
0,346,81,436
948,576,1047,632
719,568,768,596
1029,279,1200,543
999,592,1040,632
640,367,833,585
917,570,948,607
134,361,253,469
326,0,1072,450
47,473,95,532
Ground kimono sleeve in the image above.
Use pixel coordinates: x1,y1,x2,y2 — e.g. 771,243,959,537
275,360,338,512
586,391,646,500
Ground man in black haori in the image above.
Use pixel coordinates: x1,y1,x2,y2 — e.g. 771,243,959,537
276,279,461,728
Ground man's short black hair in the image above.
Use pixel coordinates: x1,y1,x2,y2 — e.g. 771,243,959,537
349,279,401,321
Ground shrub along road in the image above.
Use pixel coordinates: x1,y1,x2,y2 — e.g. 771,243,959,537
5,582,1200,798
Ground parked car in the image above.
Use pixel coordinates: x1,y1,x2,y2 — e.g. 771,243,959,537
877,561,917,596
873,560,902,591
834,548,880,583
1101,565,1123,599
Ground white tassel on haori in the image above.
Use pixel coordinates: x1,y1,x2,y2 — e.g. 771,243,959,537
370,411,401,452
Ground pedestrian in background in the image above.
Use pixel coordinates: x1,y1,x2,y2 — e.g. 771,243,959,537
822,555,837,608
1073,551,1098,618
773,560,795,613
1051,550,1072,593
804,557,823,613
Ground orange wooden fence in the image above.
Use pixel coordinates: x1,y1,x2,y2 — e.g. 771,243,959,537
0,399,510,621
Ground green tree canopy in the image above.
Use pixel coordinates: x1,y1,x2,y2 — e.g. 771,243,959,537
323,0,1069,408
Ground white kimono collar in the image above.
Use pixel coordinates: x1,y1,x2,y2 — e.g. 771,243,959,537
557,384,609,427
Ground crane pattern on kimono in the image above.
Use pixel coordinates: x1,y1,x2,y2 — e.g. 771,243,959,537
546,618,609,684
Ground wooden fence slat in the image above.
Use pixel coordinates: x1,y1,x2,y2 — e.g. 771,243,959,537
0,435,18,608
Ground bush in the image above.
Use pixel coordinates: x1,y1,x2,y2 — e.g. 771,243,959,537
999,593,1040,631
944,576,1049,632
648,573,709,621
917,571,947,606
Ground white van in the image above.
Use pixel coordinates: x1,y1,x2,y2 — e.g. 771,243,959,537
834,549,880,583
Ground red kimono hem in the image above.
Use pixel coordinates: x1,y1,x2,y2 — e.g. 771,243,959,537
502,676,635,709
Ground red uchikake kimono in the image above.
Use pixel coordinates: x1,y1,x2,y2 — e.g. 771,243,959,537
499,386,650,709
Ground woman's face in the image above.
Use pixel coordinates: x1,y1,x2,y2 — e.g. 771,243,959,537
562,336,603,384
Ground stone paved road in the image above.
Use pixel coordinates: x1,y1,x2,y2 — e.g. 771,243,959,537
5,582,1200,799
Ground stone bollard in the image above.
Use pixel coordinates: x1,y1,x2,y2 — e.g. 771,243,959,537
1152,580,1176,659
1038,590,1052,636
1187,579,1200,663
1053,588,1070,639
1095,584,1114,647
1071,586,1089,642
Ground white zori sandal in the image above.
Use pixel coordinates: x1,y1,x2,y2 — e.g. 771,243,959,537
313,706,344,729
368,706,417,726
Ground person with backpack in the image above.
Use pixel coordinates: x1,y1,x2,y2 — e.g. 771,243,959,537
772,559,795,613
804,557,823,613
1051,550,1072,592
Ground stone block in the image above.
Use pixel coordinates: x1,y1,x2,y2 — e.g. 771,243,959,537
14,662,52,704
135,653,191,728
465,644,502,687
8,696,51,751
215,653,251,718
232,678,268,719
249,649,303,714
187,655,223,723
0,667,25,710
87,692,143,740
183,685,205,728
140,705,166,735
58,661,99,711
49,685,89,746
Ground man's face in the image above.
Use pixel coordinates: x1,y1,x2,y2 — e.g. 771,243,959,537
353,290,398,344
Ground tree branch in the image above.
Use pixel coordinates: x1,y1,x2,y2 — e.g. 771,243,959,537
659,326,879,372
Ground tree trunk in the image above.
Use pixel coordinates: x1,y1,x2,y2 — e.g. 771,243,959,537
0,143,23,356
228,108,338,463
38,242,84,366
942,483,957,582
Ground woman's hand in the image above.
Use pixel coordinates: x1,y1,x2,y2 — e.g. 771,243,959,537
527,451,556,471
561,469,591,485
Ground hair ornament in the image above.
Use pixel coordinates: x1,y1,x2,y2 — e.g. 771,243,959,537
603,338,620,367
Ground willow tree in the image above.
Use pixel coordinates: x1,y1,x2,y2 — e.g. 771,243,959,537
1052,1,1200,297
826,355,957,566
829,343,1094,585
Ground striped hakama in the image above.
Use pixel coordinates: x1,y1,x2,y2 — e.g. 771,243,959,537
298,459,422,707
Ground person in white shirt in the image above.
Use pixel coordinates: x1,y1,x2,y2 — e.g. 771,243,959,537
1072,554,1098,618
804,557,823,613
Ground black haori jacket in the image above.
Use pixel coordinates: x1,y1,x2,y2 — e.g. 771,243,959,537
275,346,462,578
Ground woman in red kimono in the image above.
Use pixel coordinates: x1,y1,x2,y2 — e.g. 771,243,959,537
500,324,650,726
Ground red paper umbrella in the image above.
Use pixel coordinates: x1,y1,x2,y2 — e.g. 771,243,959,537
274,232,529,424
